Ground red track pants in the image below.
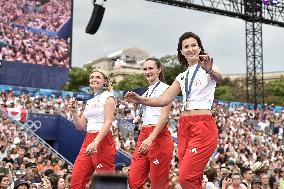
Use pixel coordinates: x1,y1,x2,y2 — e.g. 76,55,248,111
70,132,116,189
128,126,174,189
178,115,218,189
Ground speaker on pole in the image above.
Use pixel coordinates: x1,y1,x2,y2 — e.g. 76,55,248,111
85,4,105,35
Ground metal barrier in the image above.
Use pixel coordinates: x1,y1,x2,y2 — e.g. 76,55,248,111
0,108,137,168
0,109,74,167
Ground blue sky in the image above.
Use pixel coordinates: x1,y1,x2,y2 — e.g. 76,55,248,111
72,0,284,74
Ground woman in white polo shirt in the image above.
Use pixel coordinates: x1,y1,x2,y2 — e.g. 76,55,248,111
128,58,174,189
68,68,116,189
125,32,223,188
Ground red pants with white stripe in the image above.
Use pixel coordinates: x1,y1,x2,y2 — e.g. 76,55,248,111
178,115,218,189
128,126,174,189
70,132,116,189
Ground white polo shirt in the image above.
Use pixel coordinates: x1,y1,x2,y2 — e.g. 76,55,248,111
83,90,115,132
176,63,216,110
141,81,169,125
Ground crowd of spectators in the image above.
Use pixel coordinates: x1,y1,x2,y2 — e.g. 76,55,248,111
0,111,72,188
0,0,70,68
15,0,71,32
0,89,284,188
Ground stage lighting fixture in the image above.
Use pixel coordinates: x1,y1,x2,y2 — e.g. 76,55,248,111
86,1,105,35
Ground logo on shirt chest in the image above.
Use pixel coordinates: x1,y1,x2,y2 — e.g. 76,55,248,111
183,78,203,91
193,78,202,86
85,102,100,111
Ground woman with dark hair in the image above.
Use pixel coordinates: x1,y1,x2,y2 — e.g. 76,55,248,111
68,68,116,189
49,174,65,189
205,167,218,189
125,32,223,188
0,175,10,189
128,58,174,189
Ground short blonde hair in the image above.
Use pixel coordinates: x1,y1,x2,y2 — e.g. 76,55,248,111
89,68,112,93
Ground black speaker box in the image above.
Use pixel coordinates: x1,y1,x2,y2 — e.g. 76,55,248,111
86,4,105,35
91,174,128,189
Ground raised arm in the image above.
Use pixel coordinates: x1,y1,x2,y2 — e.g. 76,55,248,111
199,55,223,83
125,81,181,107
208,64,223,83
68,99,87,131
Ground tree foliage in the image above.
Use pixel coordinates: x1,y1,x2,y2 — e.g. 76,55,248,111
159,55,186,85
215,76,284,106
215,78,246,102
215,85,236,101
114,74,148,91
163,65,187,85
264,76,284,106
61,67,91,92
62,55,284,106
159,55,179,67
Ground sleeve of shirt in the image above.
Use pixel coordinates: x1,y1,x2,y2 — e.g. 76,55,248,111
102,91,115,102
175,72,183,84
160,83,170,95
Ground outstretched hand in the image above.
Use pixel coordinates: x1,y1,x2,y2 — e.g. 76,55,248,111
67,98,77,113
199,54,213,73
124,91,141,104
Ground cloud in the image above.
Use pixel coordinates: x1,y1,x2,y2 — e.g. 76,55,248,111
72,0,284,74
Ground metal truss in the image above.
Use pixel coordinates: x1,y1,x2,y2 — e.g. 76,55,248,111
145,0,284,107
246,21,264,108
145,0,284,26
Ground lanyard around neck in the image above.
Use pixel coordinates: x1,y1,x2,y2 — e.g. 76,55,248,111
185,64,200,100
93,90,105,98
138,81,161,117
144,81,161,97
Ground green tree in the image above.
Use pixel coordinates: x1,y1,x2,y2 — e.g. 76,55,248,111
264,77,284,106
159,55,179,67
213,77,247,102
63,56,284,106
163,65,187,85
215,85,236,101
160,55,186,85
114,74,148,91
61,67,90,92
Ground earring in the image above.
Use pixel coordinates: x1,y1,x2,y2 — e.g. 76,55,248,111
103,84,108,90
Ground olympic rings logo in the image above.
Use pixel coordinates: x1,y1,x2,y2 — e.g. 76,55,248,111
120,123,134,132
24,120,42,132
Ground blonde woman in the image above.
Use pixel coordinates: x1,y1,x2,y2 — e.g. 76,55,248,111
68,69,116,189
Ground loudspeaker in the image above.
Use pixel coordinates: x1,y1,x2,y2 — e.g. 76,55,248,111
90,174,128,189
86,4,105,35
